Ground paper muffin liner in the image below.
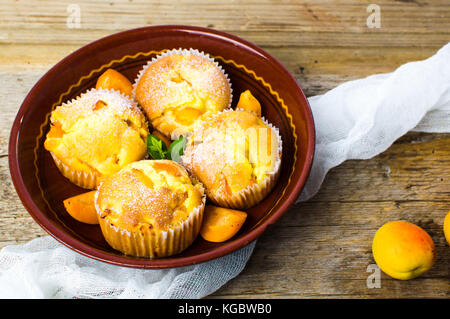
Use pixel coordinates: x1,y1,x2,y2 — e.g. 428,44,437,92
132,48,233,140
50,152,99,189
46,88,148,190
59,87,142,116
95,184,206,258
182,109,283,210
211,161,281,210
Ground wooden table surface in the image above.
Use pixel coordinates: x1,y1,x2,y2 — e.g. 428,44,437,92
0,0,449,298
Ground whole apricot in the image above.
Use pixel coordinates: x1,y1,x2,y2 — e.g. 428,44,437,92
372,220,436,280
444,211,450,245
96,69,133,97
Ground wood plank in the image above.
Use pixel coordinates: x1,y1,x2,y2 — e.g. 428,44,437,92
0,157,47,247
1,0,449,298
0,43,439,100
0,45,438,75
211,200,450,298
0,70,44,152
0,0,449,48
1,151,448,296
313,132,450,202
0,46,441,142
0,46,442,155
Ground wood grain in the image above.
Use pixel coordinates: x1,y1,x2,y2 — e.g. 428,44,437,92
0,0,448,298
1,0,449,47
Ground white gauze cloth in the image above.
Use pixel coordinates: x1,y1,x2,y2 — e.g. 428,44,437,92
0,42,449,299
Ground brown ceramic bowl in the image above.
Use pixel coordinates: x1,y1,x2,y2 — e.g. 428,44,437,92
9,25,315,269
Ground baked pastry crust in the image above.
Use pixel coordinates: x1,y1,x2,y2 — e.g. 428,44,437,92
96,160,204,232
44,88,148,188
135,52,231,139
95,160,205,257
182,110,281,209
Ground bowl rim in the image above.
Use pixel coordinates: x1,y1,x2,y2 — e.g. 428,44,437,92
8,25,315,269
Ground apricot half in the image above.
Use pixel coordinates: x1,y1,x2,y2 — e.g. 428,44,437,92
372,221,436,280
63,190,99,224
174,108,203,126
96,69,133,97
444,211,450,245
236,90,261,117
200,205,247,242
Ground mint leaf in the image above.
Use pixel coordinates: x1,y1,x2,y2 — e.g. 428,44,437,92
147,133,168,160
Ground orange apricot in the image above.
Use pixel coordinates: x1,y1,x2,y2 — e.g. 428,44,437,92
200,205,247,242
44,122,65,150
444,211,450,245
372,220,436,280
174,108,203,126
236,90,261,117
96,69,133,97
63,190,99,225
47,121,65,138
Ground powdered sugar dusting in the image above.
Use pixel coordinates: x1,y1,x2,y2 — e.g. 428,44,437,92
182,109,282,199
52,88,146,131
133,48,233,139
47,88,149,176
96,161,205,232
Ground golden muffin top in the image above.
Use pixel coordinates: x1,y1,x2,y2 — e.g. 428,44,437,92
134,52,231,139
96,160,204,232
44,89,148,179
182,110,281,198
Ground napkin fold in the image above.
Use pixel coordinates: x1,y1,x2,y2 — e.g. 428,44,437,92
298,42,450,201
0,236,255,298
1,43,449,299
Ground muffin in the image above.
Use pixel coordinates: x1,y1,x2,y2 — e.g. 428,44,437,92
134,49,232,139
95,160,205,258
44,88,148,189
182,109,282,209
